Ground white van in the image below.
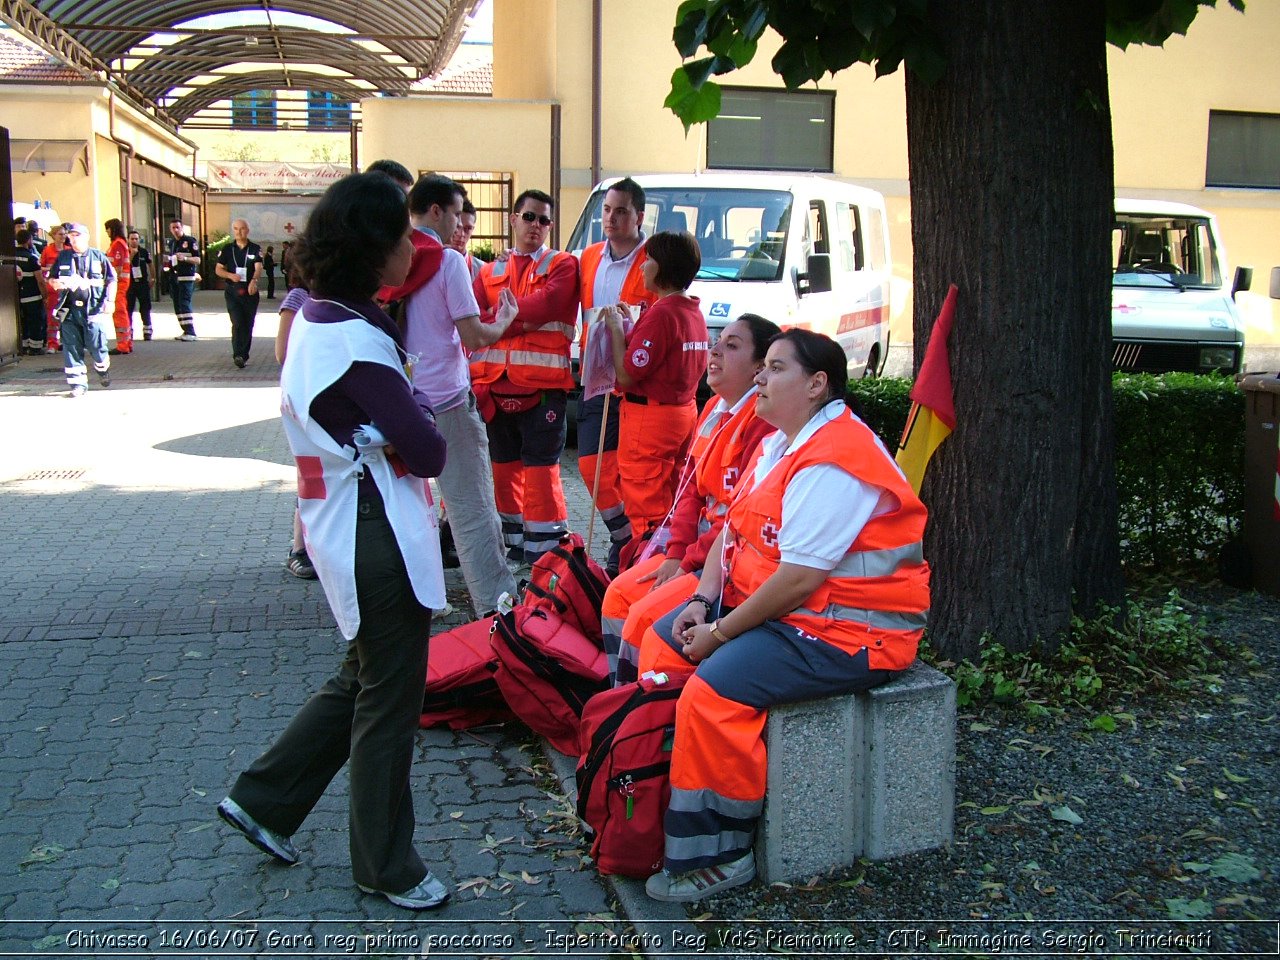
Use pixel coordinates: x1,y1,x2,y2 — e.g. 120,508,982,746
1112,198,1251,374
567,173,893,377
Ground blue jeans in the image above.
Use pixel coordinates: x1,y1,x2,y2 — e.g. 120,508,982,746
61,312,109,388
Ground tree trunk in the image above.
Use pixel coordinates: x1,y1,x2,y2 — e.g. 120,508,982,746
905,0,1124,659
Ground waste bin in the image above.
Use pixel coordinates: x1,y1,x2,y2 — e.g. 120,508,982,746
1240,373,1280,596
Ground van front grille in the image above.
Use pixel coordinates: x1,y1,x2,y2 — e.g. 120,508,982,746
1111,340,1239,375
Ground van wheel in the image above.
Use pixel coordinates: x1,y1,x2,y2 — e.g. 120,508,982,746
861,345,881,379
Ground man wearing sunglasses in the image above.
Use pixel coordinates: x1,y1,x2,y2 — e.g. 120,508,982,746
471,190,580,567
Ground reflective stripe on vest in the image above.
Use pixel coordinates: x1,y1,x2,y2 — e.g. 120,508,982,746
472,249,575,389
724,409,929,671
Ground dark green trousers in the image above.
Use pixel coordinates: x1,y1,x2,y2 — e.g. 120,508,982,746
230,495,433,893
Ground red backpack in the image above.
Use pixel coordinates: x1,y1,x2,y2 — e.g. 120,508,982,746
575,670,687,877
491,606,609,755
523,533,611,643
420,617,514,730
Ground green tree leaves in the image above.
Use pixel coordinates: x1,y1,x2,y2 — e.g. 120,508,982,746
667,0,1245,127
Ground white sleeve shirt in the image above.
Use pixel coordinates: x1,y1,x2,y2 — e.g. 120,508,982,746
748,401,898,571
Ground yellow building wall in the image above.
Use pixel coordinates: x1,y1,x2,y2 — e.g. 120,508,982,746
359,96,555,201
3,88,200,249
359,0,1280,355
4,92,97,231
1109,2,1280,354
493,0,557,99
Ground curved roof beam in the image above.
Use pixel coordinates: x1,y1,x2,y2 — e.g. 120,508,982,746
44,0,443,64
167,70,369,121
123,33,416,100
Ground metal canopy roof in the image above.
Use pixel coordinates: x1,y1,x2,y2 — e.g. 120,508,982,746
0,0,480,127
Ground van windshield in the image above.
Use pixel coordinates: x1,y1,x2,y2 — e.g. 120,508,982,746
568,188,793,282
1112,212,1222,289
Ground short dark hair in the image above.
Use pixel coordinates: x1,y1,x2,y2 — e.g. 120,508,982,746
291,172,410,300
366,158,414,188
644,230,701,290
735,313,783,362
606,177,645,213
13,216,25,226
15,228,30,244
409,174,465,216
26,219,40,230
774,328,852,408
104,218,126,241
512,189,554,214
461,199,477,217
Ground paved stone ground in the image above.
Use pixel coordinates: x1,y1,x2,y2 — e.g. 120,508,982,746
0,293,689,957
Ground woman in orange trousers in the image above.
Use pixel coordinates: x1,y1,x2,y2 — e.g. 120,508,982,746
597,312,779,685
104,218,132,353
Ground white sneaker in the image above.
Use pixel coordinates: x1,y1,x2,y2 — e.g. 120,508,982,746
358,872,449,910
175,333,198,342
645,850,756,902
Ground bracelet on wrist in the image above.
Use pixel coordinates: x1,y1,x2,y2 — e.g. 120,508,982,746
686,594,714,613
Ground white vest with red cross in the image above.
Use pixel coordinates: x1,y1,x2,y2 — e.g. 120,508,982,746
280,303,445,639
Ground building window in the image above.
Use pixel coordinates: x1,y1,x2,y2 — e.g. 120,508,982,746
231,90,276,129
1206,110,1280,189
307,91,352,130
707,87,835,172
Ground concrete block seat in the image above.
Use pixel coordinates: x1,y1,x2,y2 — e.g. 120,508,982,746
756,659,956,884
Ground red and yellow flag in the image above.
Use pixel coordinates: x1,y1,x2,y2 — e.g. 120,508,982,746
895,284,957,493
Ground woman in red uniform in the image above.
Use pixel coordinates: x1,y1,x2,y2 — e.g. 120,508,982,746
104,219,132,354
39,223,67,352
601,230,708,541
640,329,931,902
598,313,780,684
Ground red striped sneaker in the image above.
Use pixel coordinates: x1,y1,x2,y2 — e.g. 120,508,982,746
645,851,756,902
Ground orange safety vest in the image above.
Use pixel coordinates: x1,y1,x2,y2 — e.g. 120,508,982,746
693,394,764,535
578,240,657,355
723,408,929,671
470,248,577,391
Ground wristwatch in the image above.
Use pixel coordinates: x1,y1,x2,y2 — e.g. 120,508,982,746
709,620,730,645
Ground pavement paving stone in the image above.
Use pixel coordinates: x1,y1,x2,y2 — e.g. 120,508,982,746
0,293,674,954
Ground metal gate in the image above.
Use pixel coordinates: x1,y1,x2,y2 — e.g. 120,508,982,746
1,127,19,366
436,170,513,257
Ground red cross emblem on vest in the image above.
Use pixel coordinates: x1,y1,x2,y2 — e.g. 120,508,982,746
723,465,739,491
760,521,779,547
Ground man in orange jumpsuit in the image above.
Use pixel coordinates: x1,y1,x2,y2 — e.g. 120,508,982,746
471,190,580,566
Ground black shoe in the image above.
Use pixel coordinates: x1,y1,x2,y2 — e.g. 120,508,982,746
233,356,247,368
285,549,317,580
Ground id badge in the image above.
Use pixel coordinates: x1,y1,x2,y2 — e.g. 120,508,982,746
169,254,178,266
131,266,142,279
236,267,248,283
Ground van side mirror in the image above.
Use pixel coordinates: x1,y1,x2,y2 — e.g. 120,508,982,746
1270,266,1280,300
1232,265,1253,299
798,253,832,296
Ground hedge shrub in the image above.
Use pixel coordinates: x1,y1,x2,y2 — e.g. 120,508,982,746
847,372,1244,570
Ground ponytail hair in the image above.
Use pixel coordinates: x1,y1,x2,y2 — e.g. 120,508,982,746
735,312,783,362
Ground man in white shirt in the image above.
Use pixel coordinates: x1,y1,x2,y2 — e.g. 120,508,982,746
402,175,519,616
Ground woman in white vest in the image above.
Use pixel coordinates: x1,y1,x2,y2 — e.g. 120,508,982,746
217,172,452,911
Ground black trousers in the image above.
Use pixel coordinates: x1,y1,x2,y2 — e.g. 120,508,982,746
228,496,434,892
226,291,260,360
265,271,276,299
127,282,152,333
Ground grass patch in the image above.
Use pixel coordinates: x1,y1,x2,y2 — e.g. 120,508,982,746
923,583,1244,717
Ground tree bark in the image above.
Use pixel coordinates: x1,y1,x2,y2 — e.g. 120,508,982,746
905,0,1124,659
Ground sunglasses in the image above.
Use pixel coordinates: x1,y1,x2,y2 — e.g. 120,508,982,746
519,211,553,227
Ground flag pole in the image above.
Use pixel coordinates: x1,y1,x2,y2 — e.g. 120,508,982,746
585,390,611,558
